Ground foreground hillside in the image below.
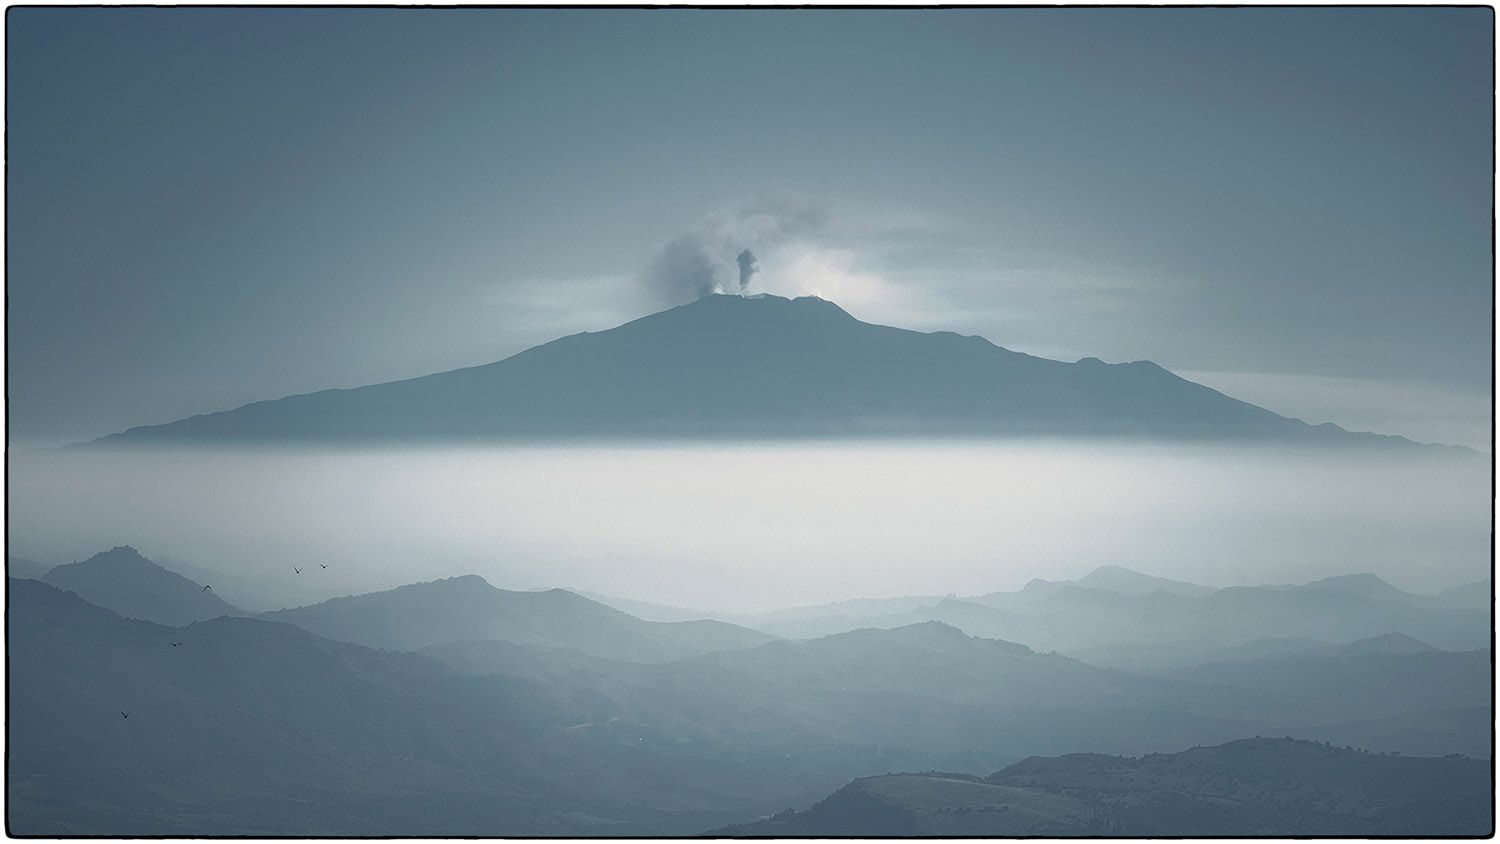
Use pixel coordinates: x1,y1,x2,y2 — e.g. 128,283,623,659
10,551,1491,835
6,579,808,835
716,738,1492,836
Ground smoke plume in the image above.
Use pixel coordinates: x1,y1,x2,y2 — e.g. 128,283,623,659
736,249,759,292
643,199,825,302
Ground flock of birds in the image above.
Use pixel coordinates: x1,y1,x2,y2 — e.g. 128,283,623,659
198,562,329,594
121,563,334,719
196,563,328,596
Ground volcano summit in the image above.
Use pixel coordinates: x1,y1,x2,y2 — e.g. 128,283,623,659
91,294,1424,447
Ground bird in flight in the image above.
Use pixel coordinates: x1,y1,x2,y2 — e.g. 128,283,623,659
294,566,302,575
320,564,328,570
120,712,130,719
169,642,182,647
203,585,212,591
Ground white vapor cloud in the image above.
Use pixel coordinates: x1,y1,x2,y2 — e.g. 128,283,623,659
642,198,827,302
470,198,1482,450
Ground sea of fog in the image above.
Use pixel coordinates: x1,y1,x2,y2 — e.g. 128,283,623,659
7,442,1491,614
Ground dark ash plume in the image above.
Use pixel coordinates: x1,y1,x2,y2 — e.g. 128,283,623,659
642,199,826,302
736,249,759,292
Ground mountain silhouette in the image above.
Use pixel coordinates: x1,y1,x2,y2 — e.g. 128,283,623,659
6,577,796,835
12,575,1489,834
736,570,1488,653
1331,632,1439,656
1072,565,1214,597
259,575,776,661
417,620,1285,764
1436,579,1491,610
87,294,1428,445
1283,573,1418,603
40,546,241,626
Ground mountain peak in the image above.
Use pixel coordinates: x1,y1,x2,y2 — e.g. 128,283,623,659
1082,564,1144,579
86,293,1435,447
1076,565,1214,598
827,620,1036,656
39,545,240,625
668,291,857,323
899,619,971,637
82,546,150,566
427,573,495,589
1298,573,1409,601
1335,632,1438,656
63,545,173,573
815,620,973,649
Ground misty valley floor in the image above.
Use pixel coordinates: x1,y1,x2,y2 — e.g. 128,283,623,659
8,443,1490,615
5,545,1492,837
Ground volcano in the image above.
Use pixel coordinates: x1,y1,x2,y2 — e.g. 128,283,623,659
90,294,1423,446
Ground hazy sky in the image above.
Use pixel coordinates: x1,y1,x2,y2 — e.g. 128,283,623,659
7,8,1493,448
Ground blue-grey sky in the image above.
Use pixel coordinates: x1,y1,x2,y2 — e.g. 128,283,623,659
7,8,1493,448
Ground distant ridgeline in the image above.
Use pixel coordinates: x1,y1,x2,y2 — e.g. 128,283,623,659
86,295,1445,447
7,545,1492,836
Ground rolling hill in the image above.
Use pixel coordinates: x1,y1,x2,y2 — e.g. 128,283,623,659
12,576,1490,835
1072,564,1214,597
420,617,1490,761
1437,579,1491,610
6,578,814,835
40,546,242,625
259,575,776,661
715,738,1492,836
736,571,1489,653
417,621,1283,769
